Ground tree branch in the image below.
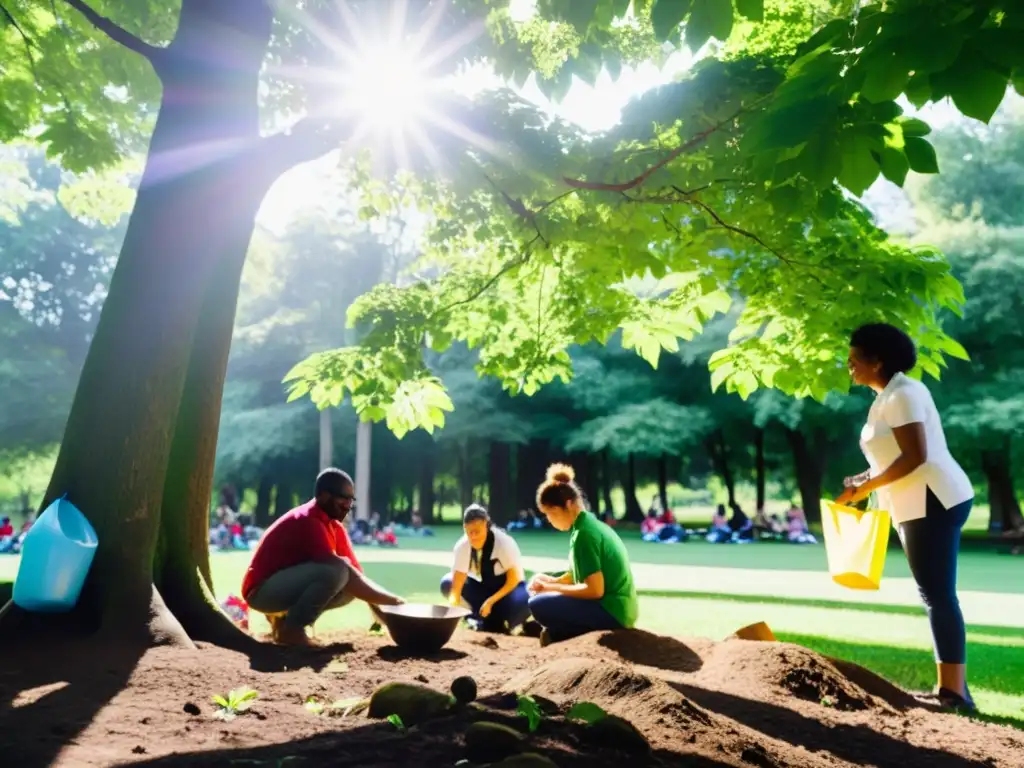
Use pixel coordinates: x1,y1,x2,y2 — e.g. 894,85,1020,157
61,0,166,63
260,114,353,176
1,3,38,73
562,108,746,193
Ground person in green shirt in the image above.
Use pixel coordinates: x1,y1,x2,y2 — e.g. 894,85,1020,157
527,463,639,645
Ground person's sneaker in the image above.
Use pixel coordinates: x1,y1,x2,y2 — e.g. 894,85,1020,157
937,687,976,713
520,619,543,639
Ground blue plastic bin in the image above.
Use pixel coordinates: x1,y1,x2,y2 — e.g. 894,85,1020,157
13,495,98,613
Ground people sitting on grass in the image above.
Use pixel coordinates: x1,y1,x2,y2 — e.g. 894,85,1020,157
441,504,530,633
527,464,638,645
785,505,817,544
0,516,15,554
641,507,686,543
241,467,404,647
508,507,543,530
752,508,787,539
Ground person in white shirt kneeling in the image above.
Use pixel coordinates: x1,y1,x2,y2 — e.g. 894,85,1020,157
838,323,976,712
441,504,530,633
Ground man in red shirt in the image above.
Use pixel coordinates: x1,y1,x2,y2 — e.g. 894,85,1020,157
242,468,403,646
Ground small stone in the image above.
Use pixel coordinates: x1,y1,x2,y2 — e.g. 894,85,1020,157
416,674,429,684
131,746,146,755
368,683,453,727
465,721,524,762
451,676,478,705
183,703,201,716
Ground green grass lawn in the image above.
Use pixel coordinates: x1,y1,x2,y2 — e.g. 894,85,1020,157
1,529,1021,726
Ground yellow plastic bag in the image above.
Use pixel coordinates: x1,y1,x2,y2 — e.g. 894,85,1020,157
820,501,891,590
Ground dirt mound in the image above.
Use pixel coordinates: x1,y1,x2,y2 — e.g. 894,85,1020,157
540,629,710,673
0,628,1021,768
695,639,906,712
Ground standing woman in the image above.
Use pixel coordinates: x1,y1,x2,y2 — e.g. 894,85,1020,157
440,505,530,632
838,323,975,710
528,464,638,644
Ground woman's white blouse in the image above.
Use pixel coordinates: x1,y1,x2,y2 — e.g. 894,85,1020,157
452,528,523,580
859,373,974,524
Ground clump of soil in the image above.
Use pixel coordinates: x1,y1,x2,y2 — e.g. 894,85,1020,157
1,628,1021,768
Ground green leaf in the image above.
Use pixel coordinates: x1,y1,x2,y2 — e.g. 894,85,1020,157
904,137,939,174
837,133,880,197
517,695,543,733
945,62,1008,123
799,132,842,187
650,0,692,41
877,145,910,187
895,117,931,137
387,714,406,731
686,0,733,51
904,72,932,108
566,701,608,724
733,370,758,400
735,0,763,22
1014,68,1024,96
745,96,839,152
860,55,910,103
564,0,600,34
936,335,969,361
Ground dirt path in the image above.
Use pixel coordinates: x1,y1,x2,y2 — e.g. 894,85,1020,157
355,548,1024,628
2,627,1020,768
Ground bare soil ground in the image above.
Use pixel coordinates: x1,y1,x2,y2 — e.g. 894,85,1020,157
1,627,1020,767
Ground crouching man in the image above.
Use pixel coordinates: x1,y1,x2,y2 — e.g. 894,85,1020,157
241,468,403,646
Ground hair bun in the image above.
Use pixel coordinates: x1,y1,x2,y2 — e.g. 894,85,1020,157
546,463,575,484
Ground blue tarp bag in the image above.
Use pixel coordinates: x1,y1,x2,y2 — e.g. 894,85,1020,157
12,495,98,613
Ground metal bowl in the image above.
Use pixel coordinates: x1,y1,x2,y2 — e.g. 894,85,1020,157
374,603,470,653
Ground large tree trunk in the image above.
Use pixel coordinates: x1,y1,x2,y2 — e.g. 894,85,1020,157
981,439,1024,534
754,429,766,513
488,442,513,524
601,450,615,518
657,454,670,514
706,431,737,507
32,0,275,647
622,454,644,523
418,438,437,524
786,428,824,524
253,475,273,528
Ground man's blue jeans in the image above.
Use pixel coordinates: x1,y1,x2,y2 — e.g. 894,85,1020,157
528,592,622,642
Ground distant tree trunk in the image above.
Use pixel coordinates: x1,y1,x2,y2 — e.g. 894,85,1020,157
601,450,615,518
273,479,293,519
706,431,736,507
488,441,512,524
754,429,766,513
786,428,823,524
458,441,474,510
622,454,644,523
573,452,600,515
516,440,550,513
657,454,670,513
253,475,272,528
418,439,436,524
981,439,1023,534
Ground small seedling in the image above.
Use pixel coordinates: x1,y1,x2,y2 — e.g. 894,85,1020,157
386,713,406,731
304,695,367,718
212,687,259,720
517,694,543,733
566,701,608,724
304,696,325,715
821,696,835,708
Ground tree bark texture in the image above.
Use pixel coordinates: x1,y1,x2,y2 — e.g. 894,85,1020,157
754,429,766,512
37,0,276,646
706,431,736,508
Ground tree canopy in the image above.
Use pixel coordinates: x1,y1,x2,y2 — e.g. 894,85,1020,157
285,0,1023,434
